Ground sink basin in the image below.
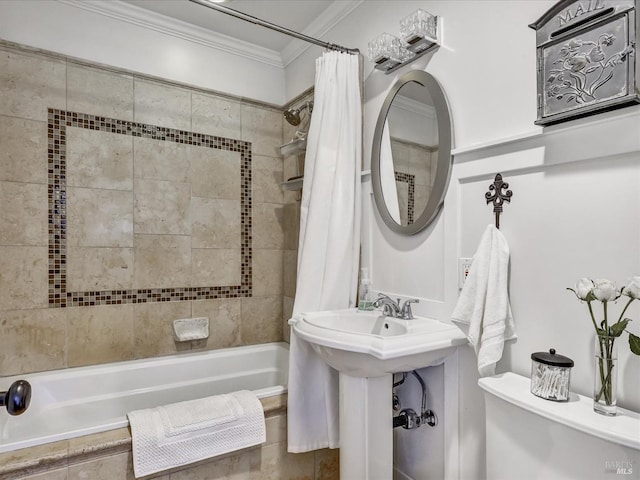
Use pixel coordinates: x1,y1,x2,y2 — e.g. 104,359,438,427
292,308,467,377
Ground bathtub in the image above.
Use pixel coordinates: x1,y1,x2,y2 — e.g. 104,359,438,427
0,342,289,453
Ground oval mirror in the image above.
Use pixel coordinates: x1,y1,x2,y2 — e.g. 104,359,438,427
371,71,452,235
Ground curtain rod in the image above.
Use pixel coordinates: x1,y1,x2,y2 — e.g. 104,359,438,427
188,0,360,55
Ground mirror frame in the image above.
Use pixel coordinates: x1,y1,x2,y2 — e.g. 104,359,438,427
371,70,453,235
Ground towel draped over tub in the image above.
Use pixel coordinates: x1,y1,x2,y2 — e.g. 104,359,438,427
127,390,265,478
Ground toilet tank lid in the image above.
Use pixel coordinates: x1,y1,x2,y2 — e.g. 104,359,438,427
479,372,640,451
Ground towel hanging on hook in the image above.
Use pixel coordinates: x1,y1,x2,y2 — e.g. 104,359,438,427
485,173,512,229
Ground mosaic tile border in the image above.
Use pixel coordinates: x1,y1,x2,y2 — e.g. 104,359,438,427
395,171,415,225
47,108,252,307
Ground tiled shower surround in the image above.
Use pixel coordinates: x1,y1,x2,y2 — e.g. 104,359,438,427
0,43,292,375
47,108,252,307
0,42,335,479
390,138,437,226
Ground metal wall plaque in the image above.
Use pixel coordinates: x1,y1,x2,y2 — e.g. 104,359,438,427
529,0,639,125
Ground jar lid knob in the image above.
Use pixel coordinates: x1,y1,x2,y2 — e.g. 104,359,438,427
549,348,556,355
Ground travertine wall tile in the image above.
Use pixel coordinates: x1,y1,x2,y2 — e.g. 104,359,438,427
133,137,190,183
67,187,134,247
0,43,291,377
253,203,285,249
253,249,283,296
67,127,133,190
169,449,260,480
283,250,298,298
192,298,241,350
190,148,241,200
407,145,433,186
133,235,191,289
68,452,135,480
415,188,431,220
67,247,134,292
0,308,66,375
67,305,134,367
191,197,241,249
259,442,315,480
0,440,69,478
241,296,283,344
0,49,65,121
253,155,284,204
191,249,241,287
133,80,191,130
0,246,48,310
265,414,287,446
192,93,241,140
21,469,69,480
67,64,134,121
134,301,192,358
0,116,47,184
283,202,300,251
241,104,282,157
133,178,191,235
0,181,47,246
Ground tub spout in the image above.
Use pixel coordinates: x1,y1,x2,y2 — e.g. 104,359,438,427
0,380,31,416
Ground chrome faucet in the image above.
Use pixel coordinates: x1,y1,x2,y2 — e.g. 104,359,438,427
373,294,420,320
373,294,401,317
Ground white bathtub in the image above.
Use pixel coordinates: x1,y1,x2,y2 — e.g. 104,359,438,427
0,342,289,453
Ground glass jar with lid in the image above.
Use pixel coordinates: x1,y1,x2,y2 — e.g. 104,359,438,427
530,348,574,402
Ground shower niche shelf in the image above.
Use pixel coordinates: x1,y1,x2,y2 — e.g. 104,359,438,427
281,175,303,191
280,138,307,157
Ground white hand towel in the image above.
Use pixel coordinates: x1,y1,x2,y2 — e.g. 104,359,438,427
451,224,516,377
127,390,265,478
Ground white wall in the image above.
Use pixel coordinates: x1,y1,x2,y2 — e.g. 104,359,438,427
0,0,286,105
285,1,640,478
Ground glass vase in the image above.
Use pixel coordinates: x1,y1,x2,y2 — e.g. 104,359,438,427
593,334,617,416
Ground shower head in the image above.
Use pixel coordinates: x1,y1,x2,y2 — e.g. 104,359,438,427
284,101,313,126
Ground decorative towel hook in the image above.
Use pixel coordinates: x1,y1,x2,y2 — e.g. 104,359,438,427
485,173,512,229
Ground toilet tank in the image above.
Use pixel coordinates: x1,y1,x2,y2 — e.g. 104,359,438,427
479,372,639,480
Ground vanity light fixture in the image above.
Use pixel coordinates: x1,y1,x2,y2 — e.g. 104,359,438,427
368,9,440,74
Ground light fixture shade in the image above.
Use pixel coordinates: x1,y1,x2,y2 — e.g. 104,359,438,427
400,9,438,53
368,33,414,71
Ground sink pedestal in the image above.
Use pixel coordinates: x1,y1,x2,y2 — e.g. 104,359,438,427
293,309,468,479
339,373,392,479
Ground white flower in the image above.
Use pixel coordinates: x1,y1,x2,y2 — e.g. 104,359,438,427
592,279,619,302
622,276,640,300
574,278,594,300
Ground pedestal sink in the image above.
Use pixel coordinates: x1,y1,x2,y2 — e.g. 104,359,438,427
291,308,467,479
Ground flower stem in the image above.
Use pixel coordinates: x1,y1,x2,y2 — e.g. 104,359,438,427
587,301,599,332
595,335,616,406
616,297,634,323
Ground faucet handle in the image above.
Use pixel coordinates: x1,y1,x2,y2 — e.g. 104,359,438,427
400,299,420,320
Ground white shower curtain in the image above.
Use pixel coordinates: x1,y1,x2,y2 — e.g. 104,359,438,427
380,120,400,223
287,51,362,453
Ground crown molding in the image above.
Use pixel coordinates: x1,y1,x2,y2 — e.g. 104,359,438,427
280,0,364,66
56,0,284,68
393,95,436,119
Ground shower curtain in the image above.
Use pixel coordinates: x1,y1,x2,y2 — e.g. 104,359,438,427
287,51,362,453
380,120,400,223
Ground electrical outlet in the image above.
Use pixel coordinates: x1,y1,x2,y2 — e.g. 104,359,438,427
458,258,473,289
